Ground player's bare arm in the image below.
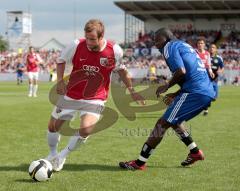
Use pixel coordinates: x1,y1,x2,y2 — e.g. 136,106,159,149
156,67,186,97
217,67,224,75
117,69,146,105
56,62,66,95
207,68,215,79
163,89,181,105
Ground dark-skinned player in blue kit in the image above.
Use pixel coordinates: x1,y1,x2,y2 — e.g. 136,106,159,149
119,28,215,170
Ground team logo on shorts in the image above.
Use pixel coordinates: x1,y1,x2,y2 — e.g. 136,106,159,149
56,107,62,113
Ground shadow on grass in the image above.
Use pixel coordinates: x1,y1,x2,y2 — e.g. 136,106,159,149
63,163,189,171
0,164,41,183
62,163,122,172
0,163,122,172
0,163,189,174
14,179,36,183
147,165,191,169
0,163,28,172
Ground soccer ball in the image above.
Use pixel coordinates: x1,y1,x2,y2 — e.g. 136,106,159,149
29,159,53,181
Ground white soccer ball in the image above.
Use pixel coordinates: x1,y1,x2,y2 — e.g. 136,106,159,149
29,159,53,182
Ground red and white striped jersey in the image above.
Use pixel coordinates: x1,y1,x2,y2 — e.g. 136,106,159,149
196,50,211,69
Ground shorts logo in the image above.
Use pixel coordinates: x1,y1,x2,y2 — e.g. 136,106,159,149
56,107,62,113
83,65,100,72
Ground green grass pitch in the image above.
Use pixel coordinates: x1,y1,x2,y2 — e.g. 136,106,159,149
0,81,239,191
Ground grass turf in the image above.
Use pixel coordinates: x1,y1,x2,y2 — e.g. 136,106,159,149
0,81,239,191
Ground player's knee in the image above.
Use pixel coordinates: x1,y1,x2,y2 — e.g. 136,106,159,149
156,118,171,129
48,119,58,132
79,115,98,136
79,127,91,138
79,122,96,137
148,118,170,142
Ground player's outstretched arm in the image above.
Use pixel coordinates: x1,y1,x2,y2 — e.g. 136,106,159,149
56,62,66,95
117,69,146,105
163,89,181,105
156,67,186,97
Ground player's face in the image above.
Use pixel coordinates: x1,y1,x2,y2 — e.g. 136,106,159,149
209,45,217,54
197,41,205,51
17,57,22,63
85,31,102,51
154,34,166,49
29,47,34,54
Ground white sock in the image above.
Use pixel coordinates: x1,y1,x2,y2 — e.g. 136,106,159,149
47,131,61,156
59,133,88,159
29,84,33,95
33,85,38,95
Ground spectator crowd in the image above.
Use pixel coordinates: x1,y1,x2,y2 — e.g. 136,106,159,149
1,30,240,74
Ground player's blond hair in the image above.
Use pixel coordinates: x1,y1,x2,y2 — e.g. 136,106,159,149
84,19,105,38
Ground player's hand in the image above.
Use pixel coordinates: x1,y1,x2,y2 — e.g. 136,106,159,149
130,91,146,105
156,82,169,98
163,93,176,105
209,71,215,79
56,80,66,95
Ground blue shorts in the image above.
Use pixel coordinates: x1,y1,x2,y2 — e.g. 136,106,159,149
162,92,213,125
17,72,23,78
212,81,218,99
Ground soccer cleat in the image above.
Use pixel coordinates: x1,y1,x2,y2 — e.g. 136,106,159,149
119,160,146,171
33,94,37,97
181,150,205,167
203,110,208,116
28,93,32,97
51,155,66,172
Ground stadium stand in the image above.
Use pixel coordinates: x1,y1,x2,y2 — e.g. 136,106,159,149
1,0,240,83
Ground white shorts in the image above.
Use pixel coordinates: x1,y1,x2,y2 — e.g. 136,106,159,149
28,72,39,80
51,96,105,121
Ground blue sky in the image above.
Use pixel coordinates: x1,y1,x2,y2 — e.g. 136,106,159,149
0,0,125,46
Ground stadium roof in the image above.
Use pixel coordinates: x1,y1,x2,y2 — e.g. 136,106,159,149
114,0,240,21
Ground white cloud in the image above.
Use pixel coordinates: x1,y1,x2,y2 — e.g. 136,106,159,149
31,22,124,46
0,0,126,48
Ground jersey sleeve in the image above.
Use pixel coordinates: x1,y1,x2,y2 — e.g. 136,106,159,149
169,46,185,72
112,44,126,71
57,39,79,64
218,55,224,68
36,54,43,64
26,55,30,64
205,52,211,69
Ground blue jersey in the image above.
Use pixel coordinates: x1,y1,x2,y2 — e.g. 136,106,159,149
210,54,224,81
17,63,25,74
162,40,215,98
